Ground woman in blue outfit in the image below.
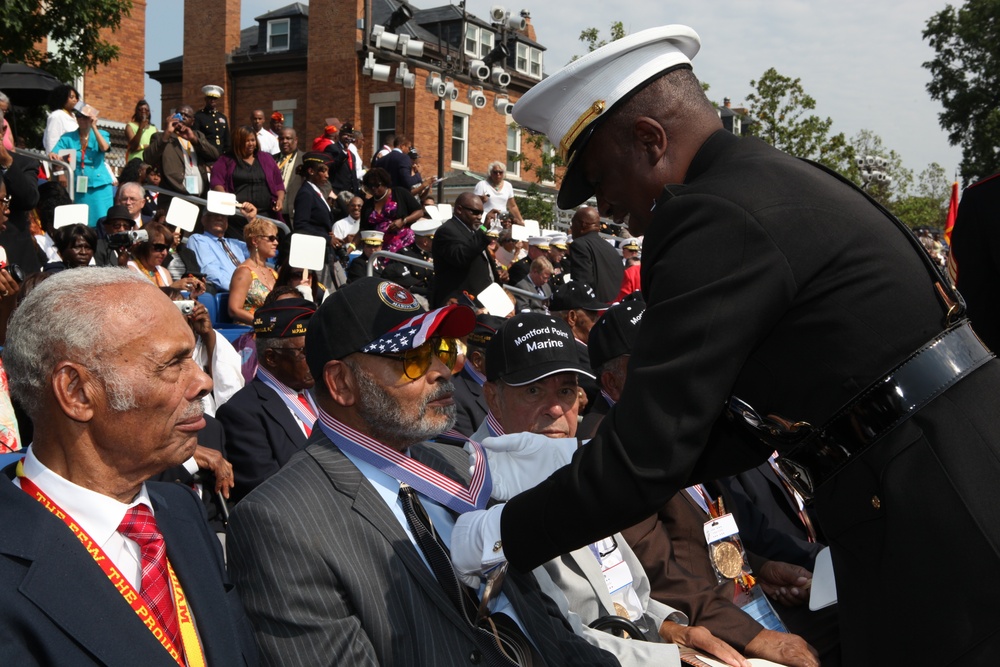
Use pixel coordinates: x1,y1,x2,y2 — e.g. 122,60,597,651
49,107,113,227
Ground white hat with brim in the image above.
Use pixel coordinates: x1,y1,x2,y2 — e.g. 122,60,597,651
361,230,384,245
512,25,701,209
411,220,441,237
527,236,550,250
202,85,224,98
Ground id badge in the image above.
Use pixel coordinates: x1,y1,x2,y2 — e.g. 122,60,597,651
76,175,88,192
185,174,199,194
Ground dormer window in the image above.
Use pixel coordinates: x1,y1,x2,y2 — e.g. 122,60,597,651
267,19,290,52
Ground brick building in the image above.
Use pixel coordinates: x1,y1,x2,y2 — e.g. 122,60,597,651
148,0,562,202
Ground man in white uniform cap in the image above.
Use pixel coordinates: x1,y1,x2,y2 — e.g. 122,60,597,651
452,24,1000,666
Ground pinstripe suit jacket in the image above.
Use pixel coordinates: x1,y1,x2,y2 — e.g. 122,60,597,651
228,431,619,666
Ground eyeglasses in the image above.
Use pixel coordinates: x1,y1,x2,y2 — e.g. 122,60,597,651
151,243,171,252
120,197,143,204
460,204,484,216
105,221,133,231
491,170,504,175
374,337,460,380
272,346,307,360
1,195,10,209
258,235,279,243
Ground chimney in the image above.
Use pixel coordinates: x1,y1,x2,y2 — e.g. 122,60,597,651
724,97,731,108
521,10,537,42
306,0,364,138
183,0,241,119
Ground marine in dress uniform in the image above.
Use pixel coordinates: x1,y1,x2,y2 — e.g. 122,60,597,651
192,85,230,155
347,229,384,283
454,25,1000,666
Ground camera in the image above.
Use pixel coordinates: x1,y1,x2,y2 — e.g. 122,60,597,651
107,229,148,250
0,262,23,284
174,300,196,315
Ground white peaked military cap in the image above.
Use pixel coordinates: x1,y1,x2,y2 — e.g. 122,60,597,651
202,85,224,98
512,25,701,209
411,220,441,237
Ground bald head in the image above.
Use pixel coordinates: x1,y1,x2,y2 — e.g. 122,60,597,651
455,192,486,230
570,206,602,238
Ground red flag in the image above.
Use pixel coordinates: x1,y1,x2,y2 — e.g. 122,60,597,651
944,180,960,247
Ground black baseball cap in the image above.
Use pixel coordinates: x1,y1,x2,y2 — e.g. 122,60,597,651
306,277,475,380
588,301,645,370
549,282,609,313
486,312,595,386
254,298,315,338
467,313,507,349
104,204,134,223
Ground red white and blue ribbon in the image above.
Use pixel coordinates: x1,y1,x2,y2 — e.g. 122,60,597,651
484,411,505,438
317,409,492,514
256,368,318,435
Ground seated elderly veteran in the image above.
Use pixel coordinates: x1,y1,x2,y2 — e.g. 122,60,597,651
472,312,745,667
549,281,609,412
584,302,821,667
227,277,618,666
217,298,317,504
0,268,258,666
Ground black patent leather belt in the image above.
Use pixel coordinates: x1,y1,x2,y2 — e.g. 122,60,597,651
728,320,993,499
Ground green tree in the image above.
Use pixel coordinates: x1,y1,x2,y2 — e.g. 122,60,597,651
744,67,853,172
923,0,1000,184
0,0,133,83
573,22,627,62
893,162,953,229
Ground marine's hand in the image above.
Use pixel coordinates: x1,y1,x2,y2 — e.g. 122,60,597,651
473,432,575,500
451,505,506,588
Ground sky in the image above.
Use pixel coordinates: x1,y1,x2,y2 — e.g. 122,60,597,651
144,0,964,184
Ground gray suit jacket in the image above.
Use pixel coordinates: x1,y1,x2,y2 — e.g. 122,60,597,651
227,430,618,666
513,276,551,312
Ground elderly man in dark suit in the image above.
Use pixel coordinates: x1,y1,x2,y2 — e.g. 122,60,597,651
227,277,617,667
454,25,1000,665
431,192,500,306
0,268,258,666
217,299,316,504
567,206,623,303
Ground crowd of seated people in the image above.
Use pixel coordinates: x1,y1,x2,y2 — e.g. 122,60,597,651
0,81,845,666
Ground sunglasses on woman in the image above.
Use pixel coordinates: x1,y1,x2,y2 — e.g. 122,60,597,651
151,243,172,252
258,235,279,243
375,337,460,380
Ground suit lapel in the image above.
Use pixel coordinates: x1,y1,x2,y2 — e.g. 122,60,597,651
0,479,180,667
306,438,472,633
255,379,308,447
565,543,617,615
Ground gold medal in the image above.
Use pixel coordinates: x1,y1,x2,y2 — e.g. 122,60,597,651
613,602,630,618
712,541,744,579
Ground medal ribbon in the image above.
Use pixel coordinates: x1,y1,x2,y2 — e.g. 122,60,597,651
256,367,318,435
15,461,206,667
316,410,491,513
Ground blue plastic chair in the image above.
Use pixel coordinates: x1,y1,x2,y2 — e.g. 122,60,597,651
215,291,233,324
198,293,218,325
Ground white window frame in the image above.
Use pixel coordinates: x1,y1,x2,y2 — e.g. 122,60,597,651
267,19,290,52
465,24,479,56
373,103,397,152
529,48,543,79
541,139,556,186
451,113,469,168
480,30,495,59
465,25,496,59
506,125,520,178
515,43,529,74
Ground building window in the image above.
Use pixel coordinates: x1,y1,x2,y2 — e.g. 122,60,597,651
267,19,290,52
514,43,543,79
506,125,520,177
529,49,543,79
451,113,468,167
465,25,495,59
374,104,396,154
541,139,556,185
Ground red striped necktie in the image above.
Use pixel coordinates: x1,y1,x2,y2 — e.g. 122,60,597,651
118,504,180,647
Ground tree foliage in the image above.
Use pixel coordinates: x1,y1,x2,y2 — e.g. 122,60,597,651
744,67,852,172
893,163,953,230
573,22,627,62
923,0,1000,184
0,0,133,83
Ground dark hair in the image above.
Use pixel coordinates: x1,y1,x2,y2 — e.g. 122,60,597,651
47,85,80,112
362,167,391,190
118,158,146,186
131,99,150,124
35,181,73,235
232,125,257,159
53,224,97,266
133,221,172,261
262,285,303,306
